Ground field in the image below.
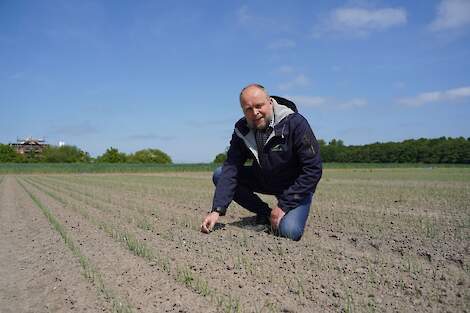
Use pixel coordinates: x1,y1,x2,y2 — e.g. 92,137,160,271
0,168,469,312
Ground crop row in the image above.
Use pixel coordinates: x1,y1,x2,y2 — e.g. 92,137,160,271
24,176,336,310
21,177,247,312
21,174,470,311
17,178,134,313
24,176,328,310
42,173,467,245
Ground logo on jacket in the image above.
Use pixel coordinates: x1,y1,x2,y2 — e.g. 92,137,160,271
271,144,284,152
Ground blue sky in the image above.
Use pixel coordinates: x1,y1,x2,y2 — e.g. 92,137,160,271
1,0,470,162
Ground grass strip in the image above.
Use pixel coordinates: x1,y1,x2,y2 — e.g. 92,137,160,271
0,163,218,174
2,162,470,174
22,177,242,313
17,178,134,313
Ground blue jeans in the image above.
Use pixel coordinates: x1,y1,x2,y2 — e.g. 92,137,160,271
212,166,312,241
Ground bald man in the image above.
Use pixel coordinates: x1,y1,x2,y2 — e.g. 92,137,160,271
201,84,322,241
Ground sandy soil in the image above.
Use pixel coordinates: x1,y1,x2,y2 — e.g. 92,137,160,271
1,171,469,313
0,176,108,313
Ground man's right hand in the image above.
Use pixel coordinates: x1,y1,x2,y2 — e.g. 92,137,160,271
200,212,220,234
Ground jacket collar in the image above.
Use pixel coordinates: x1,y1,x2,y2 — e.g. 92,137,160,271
235,97,295,165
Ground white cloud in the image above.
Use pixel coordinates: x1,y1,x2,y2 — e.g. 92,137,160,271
288,96,327,108
430,0,470,31
394,81,406,89
447,86,470,98
337,98,368,109
267,38,296,50
237,5,251,25
398,86,470,107
315,6,407,37
278,74,310,91
331,65,342,72
277,65,295,75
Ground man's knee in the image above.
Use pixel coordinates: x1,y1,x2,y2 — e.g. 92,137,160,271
212,166,223,186
278,218,305,241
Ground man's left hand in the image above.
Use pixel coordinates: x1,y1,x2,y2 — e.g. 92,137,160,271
270,206,285,230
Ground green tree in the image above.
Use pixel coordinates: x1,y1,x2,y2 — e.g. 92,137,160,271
0,144,19,162
97,147,127,163
128,148,172,164
317,137,470,164
213,153,227,164
41,145,91,163
213,146,229,164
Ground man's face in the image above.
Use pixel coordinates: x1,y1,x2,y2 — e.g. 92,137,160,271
240,88,274,130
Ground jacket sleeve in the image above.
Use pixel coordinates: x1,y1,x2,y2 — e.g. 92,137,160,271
211,130,248,215
277,116,322,212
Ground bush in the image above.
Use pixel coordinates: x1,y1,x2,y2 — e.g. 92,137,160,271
41,145,91,163
97,147,128,163
213,153,227,164
0,144,22,162
128,149,172,164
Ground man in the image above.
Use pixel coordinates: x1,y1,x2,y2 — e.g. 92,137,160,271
201,84,322,241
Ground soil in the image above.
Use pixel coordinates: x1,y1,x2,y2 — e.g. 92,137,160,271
1,171,469,313
0,176,108,313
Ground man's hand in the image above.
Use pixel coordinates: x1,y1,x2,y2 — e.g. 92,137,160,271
270,206,285,230
201,212,220,234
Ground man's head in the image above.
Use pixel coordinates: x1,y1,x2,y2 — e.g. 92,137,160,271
239,84,274,130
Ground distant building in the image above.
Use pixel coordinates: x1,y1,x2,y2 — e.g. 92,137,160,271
59,141,65,147
9,137,49,155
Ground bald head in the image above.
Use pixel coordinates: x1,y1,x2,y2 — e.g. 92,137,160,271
239,83,273,130
239,84,269,105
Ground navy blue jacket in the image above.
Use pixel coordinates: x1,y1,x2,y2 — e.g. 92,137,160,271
212,96,322,215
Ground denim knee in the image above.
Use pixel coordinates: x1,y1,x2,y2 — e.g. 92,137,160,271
278,219,304,241
212,166,223,186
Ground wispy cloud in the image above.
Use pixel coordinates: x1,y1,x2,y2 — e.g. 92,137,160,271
276,65,295,75
430,0,470,31
288,96,326,108
397,86,470,107
314,6,407,37
337,98,368,109
331,65,342,72
394,81,406,89
286,95,367,110
237,5,252,25
278,74,311,91
267,38,296,50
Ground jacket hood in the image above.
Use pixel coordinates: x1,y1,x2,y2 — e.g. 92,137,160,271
234,96,296,165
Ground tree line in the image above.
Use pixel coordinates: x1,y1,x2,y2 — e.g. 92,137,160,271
213,137,470,164
0,145,172,164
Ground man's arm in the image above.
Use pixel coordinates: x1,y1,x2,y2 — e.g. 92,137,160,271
201,131,247,233
210,131,248,215
277,116,322,212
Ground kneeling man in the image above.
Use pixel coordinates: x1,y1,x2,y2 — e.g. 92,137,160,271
201,84,322,241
